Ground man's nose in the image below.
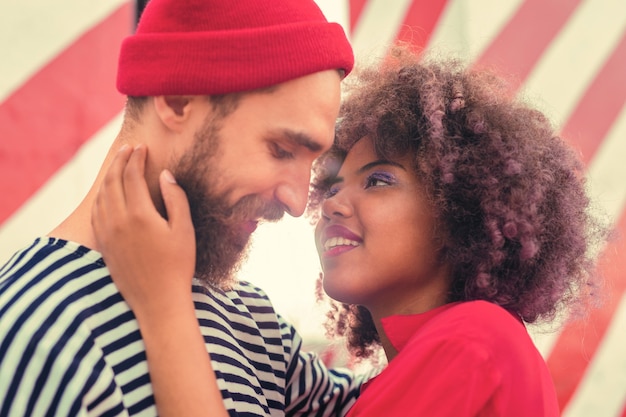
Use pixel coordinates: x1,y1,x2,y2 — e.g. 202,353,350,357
274,169,311,217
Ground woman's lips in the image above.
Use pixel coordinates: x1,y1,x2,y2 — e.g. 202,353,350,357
320,225,362,258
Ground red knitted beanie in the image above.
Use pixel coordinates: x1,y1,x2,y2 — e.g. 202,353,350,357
117,0,354,96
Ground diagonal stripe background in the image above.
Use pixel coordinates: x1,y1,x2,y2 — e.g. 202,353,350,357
1,1,624,415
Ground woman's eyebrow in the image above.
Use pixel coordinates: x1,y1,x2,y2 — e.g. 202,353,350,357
324,175,343,188
357,160,406,174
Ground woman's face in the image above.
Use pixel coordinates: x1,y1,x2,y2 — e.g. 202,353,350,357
315,137,450,319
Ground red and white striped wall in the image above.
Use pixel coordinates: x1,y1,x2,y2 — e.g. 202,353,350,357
1,1,624,415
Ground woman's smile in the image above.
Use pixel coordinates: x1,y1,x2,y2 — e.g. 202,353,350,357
319,224,362,258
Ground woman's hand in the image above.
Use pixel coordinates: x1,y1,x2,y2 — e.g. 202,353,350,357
91,144,196,321
92,144,228,417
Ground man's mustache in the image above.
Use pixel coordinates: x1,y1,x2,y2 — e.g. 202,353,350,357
205,195,285,225
220,195,285,224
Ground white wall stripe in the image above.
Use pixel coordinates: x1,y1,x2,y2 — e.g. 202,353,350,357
529,100,626,360
563,292,626,417
315,0,349,31
426,0,524,62
0,0,129,102
587,102,626,222
527,312,569,359
350,0,414,62
2,1,625,415
522,0,626,128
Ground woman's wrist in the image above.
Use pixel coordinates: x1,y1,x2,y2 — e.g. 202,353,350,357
132,291,196,333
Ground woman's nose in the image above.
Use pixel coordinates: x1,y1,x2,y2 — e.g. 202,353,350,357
321,189,353,219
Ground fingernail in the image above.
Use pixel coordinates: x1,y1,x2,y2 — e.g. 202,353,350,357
119,144,129,152
162,169,177,184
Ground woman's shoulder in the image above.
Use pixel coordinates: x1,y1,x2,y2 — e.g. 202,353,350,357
429,301,528,343
444,300,521,323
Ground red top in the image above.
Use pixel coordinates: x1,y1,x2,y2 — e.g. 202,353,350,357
347,301,559,416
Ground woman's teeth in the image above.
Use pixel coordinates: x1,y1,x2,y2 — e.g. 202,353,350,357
324,237,360,251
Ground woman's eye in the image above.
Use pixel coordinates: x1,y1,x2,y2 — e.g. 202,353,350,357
365,173,395,188
324,185,340,199
366,178,388,187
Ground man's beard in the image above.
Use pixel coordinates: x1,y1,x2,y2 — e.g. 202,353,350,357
173,119,285,289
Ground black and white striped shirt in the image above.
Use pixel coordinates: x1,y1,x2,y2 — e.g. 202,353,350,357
0,238,362,416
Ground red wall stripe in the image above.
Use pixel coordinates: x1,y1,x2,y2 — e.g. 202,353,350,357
547,211,626,412
349,0,369,35
544,30,626,413
476,0,582,87
560,31,626,165
0,3,131,225
454,0,625,411
396,0,448,51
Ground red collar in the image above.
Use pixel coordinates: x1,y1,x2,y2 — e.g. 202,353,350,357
380,302,461,352
380,301,524,353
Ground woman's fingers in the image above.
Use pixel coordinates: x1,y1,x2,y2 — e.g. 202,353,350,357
103,144,134,210
160,170,193,231
92,144,134,244
122,145,155,216
159,169,196,270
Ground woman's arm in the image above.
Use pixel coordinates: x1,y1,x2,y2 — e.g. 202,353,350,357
92,144,228,417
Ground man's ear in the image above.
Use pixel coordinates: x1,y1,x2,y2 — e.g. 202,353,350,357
153,95,193,132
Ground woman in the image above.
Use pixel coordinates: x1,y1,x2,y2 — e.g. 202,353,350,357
307,47,608,415
93,47,607,416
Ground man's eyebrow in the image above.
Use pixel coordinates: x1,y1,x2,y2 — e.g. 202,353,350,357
278,130,324,152
357,160,406,174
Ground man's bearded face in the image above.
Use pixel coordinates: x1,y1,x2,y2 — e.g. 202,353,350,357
173,118,284,289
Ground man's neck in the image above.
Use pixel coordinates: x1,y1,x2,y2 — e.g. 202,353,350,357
48,190,99,251
47,135,126,251
48,206,98,250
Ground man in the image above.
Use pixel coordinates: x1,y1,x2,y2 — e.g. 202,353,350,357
0,0,361,415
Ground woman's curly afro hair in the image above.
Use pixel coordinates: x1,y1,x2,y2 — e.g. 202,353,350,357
308,46,608,359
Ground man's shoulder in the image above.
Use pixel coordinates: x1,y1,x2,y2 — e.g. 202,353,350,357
192,279,275,309
0,237,121,341
191,278,300,349
1,237,111,306
191,279,286,330
1,237,105,278
0,238,149,415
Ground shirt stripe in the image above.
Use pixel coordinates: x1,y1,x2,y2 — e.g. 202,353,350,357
0,238,362,416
